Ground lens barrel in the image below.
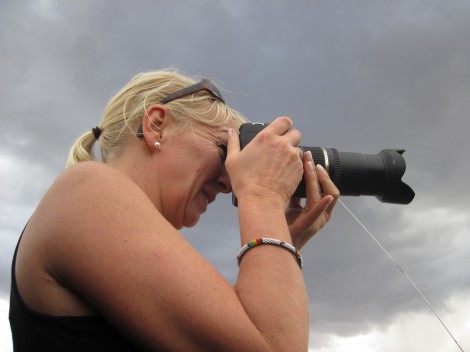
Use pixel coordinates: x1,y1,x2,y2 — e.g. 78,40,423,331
295,147,415,204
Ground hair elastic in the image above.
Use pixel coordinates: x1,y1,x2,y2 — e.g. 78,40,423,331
92,126,102,140
237,238,303,269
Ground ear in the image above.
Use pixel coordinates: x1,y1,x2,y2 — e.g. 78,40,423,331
141,104,171,149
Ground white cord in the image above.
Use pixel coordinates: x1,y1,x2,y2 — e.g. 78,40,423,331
339,199,464,352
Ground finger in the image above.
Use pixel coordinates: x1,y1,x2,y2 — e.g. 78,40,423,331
225,127,240,158
288,145,304,161
262,116,293,136
257,117,301,147
303,151,322,211
282,128,302,147
316,164,340,214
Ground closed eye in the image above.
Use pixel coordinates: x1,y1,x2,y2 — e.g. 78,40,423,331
218,144,227,163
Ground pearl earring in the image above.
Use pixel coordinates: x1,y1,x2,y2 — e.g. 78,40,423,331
154,141,161,151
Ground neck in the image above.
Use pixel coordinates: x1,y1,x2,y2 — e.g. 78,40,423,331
107,142,162,212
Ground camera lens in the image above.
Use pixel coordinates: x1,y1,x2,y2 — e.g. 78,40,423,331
294,147,415,204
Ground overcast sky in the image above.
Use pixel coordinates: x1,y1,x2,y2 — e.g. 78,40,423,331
1,1,469,351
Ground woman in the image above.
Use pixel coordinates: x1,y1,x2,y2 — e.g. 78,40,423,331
10,70,339,351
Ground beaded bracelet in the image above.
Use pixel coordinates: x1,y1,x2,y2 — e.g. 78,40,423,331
237,238,303,269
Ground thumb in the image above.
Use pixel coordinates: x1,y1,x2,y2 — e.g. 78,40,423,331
226,127,240,157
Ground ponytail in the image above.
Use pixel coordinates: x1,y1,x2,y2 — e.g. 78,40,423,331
66,130,98,168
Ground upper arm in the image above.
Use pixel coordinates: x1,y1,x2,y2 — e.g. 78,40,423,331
42,162,269,351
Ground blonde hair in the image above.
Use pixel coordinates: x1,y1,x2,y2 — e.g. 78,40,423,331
66,69,247,167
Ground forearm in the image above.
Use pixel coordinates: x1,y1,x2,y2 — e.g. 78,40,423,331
234,196,309,352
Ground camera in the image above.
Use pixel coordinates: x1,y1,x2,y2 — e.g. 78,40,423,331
236,123,415,205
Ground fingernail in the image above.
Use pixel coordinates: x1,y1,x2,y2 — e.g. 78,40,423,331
316,164,326,174
227,128,233,137
306,151,313,162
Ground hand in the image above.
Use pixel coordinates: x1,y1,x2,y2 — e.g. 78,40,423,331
225,117,304,205
286,151,340,249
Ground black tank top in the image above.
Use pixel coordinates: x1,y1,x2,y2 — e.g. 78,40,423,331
9,226,142,351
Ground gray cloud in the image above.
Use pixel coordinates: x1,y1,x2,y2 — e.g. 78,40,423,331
1,0,469,350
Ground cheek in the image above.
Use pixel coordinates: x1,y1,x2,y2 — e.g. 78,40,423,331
191,156,221,182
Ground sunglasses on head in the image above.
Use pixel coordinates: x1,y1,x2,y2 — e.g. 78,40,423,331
136,79,225,137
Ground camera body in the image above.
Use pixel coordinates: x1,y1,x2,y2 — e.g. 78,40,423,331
236,122,415,205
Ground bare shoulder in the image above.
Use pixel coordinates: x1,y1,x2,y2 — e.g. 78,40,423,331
39,160,168,260
53,161,143,202
43,161,154,225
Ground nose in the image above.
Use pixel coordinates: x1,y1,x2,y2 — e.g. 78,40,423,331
218,168,232,194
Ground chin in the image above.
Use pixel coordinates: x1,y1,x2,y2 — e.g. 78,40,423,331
183,213,201,228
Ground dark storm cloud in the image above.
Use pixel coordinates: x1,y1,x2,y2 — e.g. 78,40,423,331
1,0,469,350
